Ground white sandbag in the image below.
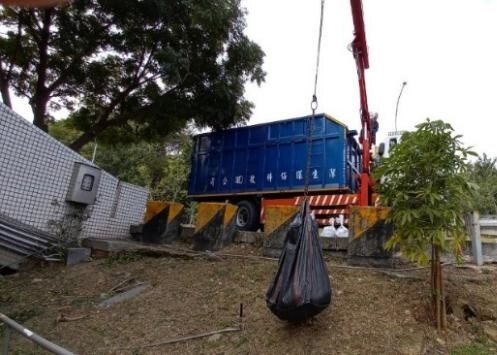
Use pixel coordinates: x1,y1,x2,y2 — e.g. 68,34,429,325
336,225,349,238
321,225,336,238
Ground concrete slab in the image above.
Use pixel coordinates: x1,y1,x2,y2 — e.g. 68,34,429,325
234,231,263,245
66,247,91,266
81,238,135,253
0,248,23,270
319,237,348,251
97,284,150,308
81,238,198,259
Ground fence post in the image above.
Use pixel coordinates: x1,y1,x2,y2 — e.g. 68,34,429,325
470,211,483,266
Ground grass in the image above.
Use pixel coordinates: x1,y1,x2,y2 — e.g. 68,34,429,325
0,294,17,305
102,251,143,267
5,308,44,324
452,323,497,355
235,335,249,348
451,342,494,355
469,322,490,344
0,307,44,337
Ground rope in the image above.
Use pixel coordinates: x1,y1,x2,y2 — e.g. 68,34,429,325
312,0,325,100
305,0,325,198
304,104,315,197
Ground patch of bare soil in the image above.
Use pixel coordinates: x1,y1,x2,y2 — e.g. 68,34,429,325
1,243,497,354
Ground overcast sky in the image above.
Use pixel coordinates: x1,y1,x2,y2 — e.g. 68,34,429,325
241,0,497,158
9,0,497,157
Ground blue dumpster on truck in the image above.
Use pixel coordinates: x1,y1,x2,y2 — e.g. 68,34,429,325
188,113,361,230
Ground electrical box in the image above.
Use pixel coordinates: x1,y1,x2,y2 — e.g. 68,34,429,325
66,162,101,205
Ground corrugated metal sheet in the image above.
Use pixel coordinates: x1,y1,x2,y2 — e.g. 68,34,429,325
0,213,57,269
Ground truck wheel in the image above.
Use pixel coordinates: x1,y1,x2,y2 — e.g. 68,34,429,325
235,200,259,231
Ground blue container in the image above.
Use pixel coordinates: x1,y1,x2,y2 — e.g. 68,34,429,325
188,113,361,198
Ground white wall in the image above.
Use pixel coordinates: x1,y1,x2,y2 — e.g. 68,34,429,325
0,103,148,240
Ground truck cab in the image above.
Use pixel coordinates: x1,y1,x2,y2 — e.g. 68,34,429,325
376,131,405,159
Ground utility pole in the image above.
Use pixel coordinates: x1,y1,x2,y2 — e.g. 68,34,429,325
91,140,98,163
395,81,407,132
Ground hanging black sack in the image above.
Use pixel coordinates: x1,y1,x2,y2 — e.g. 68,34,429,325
266,200,332,322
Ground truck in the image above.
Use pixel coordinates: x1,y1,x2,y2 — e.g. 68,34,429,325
376,131,405,159
188,0,380,232
187,113,362,231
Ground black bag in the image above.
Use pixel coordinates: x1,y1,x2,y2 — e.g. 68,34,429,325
266,200,332,322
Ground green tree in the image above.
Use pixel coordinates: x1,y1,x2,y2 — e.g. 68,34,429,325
0,0,265,151
48,118,94,158
374,119,476,331
467,154,497,215
140,130,192,203
95,132,193,203
49,119,193,202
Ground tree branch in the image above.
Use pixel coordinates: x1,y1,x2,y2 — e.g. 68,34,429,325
68,81,140,151
28,9,43,32
0,60,12,107
46,22,113,94
5,17,23,80
31,7,53,131
18,10,41,46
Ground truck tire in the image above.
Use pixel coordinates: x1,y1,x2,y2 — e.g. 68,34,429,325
235,200,259,231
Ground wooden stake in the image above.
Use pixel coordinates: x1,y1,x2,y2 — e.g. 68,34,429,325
109,327,241,351
434,246,441,332
439,256,447,330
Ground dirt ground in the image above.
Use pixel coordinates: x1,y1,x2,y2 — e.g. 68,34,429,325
1,243,497,355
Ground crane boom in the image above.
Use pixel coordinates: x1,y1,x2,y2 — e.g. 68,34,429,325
349,0,375,206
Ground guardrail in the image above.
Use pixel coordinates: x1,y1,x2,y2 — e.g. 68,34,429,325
1,313,74,355
466,212,497,266
479,216,497,237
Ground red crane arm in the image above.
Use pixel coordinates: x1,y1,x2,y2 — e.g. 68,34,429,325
349,0,374,206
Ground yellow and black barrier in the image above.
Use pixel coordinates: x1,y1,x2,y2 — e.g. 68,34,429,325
131,201,184,244
192,202,238,251
347,206,394,266
262,205,300,257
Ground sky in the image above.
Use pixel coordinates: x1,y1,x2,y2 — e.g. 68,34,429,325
8,0,497,157
241,0,497,158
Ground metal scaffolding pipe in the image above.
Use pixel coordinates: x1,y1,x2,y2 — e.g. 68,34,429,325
0,313,74,355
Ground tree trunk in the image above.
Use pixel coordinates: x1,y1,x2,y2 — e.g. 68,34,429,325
431,245,446,331
32,99,49,132
0,78,12,108
69,117,116,152
69,129,96,152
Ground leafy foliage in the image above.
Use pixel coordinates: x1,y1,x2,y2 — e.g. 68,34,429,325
48,118,95,157
0,0,265,151
451,342,495,355
374,119,476,264
467,154,497,215
96,130,192,203
49,119,193,206
103,251,143,267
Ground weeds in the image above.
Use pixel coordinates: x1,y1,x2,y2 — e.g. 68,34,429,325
0,294,17,306
0,307,44,336
103,252,143,267
7,308,44,324
469,322,489,344
451,342,494,355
